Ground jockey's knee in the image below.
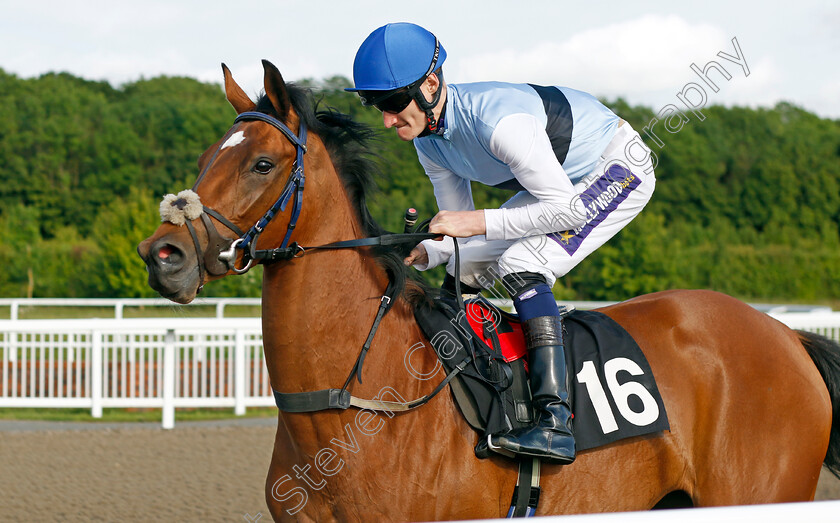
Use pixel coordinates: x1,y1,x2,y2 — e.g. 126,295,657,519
501,271,547,296
441,272,482,296
498,246,558,290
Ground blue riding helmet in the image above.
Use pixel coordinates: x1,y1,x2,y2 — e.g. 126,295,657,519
347,23,447,133
346,22,447,92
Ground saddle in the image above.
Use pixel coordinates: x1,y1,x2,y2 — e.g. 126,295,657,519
414,296,670,456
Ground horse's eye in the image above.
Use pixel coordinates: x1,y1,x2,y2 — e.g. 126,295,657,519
254,159,274,174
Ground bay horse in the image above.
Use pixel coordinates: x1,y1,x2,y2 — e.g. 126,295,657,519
137,60,840,522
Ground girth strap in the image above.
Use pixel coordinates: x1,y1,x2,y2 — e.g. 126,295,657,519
273,388,350,412
507,458,541,518
273,357,470,413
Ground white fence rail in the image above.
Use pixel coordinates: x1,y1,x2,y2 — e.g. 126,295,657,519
0,318,272,428
1,308,839,428
0,297,262,320
769,311,840,343
1,297,832,320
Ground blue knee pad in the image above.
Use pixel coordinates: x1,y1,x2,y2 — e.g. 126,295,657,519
511,283,558,321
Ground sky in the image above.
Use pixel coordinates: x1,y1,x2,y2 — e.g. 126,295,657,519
1,0,838,118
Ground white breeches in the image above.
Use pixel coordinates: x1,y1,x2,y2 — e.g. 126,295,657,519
447,122,656,289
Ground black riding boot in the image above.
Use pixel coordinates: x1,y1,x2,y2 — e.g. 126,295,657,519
490,315,576,464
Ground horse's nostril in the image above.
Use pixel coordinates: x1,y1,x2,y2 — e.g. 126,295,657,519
158,245,175,260
155,243,183,266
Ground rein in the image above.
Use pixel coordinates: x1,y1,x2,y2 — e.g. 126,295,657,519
271,227,476,416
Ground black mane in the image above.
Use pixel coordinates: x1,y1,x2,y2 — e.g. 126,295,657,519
254,86,429,303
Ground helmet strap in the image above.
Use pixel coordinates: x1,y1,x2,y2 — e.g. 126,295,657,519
414,82,444,135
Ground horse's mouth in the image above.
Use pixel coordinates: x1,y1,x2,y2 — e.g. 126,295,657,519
138,239,202,304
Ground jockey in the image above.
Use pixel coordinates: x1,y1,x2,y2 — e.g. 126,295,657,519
348,22,656,464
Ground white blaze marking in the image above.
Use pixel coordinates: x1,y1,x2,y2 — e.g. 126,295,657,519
221,131,246,149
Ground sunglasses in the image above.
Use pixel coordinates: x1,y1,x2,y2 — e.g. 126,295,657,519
360,87,416,114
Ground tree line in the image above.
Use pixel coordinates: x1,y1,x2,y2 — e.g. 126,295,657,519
0,69,838,304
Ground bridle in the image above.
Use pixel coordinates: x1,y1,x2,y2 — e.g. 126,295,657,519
173,110,436,291
218,112,309,272
179,111,309,291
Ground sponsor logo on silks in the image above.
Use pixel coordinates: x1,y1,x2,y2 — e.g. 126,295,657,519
554,231,575,245
518,288,538,301
549,164,642,255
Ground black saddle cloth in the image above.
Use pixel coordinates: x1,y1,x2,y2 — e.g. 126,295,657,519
414,299,670,452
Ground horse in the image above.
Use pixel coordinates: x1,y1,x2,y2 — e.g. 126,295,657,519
137,60,840,522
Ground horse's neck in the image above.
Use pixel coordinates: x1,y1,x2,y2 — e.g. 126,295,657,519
260,250,402,384
258,162,428,405
255,141,474,519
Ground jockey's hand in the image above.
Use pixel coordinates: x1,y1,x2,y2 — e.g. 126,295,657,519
429,210,486,238
404,243,429,267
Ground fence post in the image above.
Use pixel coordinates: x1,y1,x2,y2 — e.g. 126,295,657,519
10,301,19,321
162,329,176,429
8,325,16,364
234,329,246,416
3,329,11,396
91,330,103,418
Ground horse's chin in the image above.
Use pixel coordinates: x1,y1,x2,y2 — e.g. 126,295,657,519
163,289,198,305
147,268,200,304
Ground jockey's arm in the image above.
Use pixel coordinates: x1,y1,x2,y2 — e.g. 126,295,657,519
410,154,476,270
484,113,587,241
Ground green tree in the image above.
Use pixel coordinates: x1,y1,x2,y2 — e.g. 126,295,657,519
87,188,161,297
1,69,838,304
0,204,41,297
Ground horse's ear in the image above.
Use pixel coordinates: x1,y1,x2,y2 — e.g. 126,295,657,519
262,59,291,121
222,63,255,114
